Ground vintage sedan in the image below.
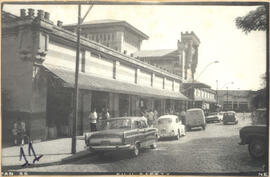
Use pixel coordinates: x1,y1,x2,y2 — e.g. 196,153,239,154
239,108,267,159
206,112,221,123
223,111,238,125
84,117,158,157
155,115,186,140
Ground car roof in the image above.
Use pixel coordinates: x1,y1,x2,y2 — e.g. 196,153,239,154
187,108,203,112
158,115,178,119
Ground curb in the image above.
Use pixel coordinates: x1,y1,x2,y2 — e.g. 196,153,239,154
61,150,95,164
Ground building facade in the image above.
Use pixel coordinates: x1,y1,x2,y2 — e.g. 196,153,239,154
134,31,200,81
183,82,217,112
134,32,217,110
64,20,149,56
2,9,188,144
217,90,253,112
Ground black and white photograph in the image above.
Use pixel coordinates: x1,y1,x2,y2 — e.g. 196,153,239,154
1,1,269,176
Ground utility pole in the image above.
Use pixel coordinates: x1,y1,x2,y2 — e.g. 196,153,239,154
72,4,81,154
71,4,94,154
216,80,218,105
226,86,229,111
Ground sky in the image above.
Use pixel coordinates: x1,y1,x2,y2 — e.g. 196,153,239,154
3,4,267,91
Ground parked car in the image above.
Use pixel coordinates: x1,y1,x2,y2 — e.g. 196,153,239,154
185,108,206,131
206,112,221,123
239,108,267,159
223,111,238,125
84,116,158,157
155,115,185,140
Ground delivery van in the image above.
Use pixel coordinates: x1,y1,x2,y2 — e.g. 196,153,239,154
185,108,206,131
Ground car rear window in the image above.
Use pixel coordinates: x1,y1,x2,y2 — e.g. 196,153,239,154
224,112,235,116
158,118,172,124
186,110,202,117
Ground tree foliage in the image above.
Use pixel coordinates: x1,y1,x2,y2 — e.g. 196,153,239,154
235,6,267,34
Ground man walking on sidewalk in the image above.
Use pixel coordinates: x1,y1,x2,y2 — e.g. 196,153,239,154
89,108,97,131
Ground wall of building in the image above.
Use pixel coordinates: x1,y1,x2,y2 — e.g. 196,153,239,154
45,40,181,93
122,30,141,55
217,90,252,112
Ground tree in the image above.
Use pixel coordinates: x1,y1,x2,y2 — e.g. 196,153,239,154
235,6,267,34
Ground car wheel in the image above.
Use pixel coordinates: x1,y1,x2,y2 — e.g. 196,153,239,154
248,139,265,159
150,138,157,149
131,143,140,157
202,125,206,130
182,128,186,136
175,130,180,140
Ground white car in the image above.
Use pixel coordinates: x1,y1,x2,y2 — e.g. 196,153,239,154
155,115,186,140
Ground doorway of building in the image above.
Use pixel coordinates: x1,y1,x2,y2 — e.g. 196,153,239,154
119,94,130,116
46,86,72,139
91,91,109,115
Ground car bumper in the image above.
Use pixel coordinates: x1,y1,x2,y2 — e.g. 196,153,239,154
89,144,133,151
206,118,219,122
159,132,177,138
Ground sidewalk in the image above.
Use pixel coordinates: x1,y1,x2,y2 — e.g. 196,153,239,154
2,137,93,170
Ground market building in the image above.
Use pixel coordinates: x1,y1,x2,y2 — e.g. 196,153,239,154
2,9,188,144
217,90,254,112
182,81,217,112
134,32,217,111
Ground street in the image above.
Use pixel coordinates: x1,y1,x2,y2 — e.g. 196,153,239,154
16,113,265,174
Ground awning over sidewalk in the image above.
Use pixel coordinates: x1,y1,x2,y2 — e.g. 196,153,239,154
43,64,188,101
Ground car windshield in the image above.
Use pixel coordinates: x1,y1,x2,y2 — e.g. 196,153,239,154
158,118,172,124
99,119,131,130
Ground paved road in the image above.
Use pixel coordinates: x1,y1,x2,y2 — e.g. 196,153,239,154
17,113,266,174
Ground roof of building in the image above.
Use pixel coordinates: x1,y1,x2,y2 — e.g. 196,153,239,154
64,19,149,40
2,11,20,23
183,81,212,89
43,64,188,101
133,49,178,58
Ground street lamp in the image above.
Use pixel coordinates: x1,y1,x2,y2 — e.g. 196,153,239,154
224,82,234,111
195,60,219,80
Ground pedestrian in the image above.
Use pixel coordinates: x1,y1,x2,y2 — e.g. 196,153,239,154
105,108,110,119
148,109,154,126
12,118,26,145
89,108,97,132
180,110,186,125
153,109,158,125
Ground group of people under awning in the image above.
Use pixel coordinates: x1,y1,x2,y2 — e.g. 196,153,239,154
88,107,110,132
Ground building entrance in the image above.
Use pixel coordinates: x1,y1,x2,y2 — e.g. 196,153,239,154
46,86,72,139
91,91,109,115
119,94,130,116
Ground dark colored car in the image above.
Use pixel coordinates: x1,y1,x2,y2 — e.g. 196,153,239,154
206,112,221,123
223,111,238,125
84,117,158,157
239,108,267,159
